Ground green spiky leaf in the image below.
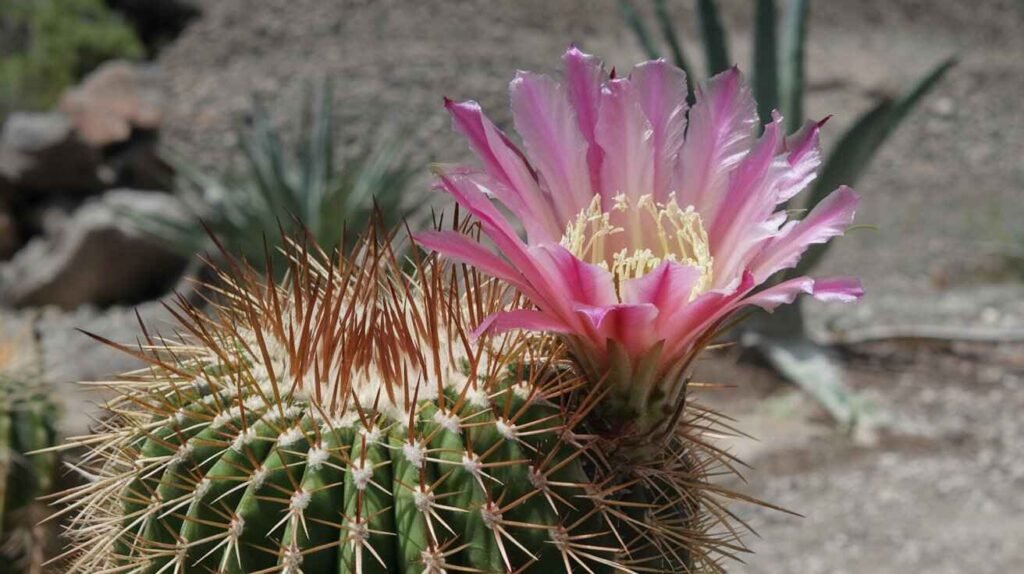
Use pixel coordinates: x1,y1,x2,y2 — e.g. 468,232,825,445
697,0,731,75
779,0,809,133
753,0,779,125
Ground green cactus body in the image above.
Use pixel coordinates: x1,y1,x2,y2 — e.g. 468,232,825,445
0,375,61,571
56,234,751,573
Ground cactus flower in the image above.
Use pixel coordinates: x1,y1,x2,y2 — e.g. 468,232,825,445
416,47,862,430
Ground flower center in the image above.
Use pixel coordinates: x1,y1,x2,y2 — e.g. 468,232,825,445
560,194,714,299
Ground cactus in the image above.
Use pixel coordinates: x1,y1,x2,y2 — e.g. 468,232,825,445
53,227,754,573
0,330,62,572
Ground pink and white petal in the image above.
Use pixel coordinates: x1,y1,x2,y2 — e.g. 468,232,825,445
776,118,826,203
630,59,689,202
751,185,860,280
621,261,701,309
445,99,562,241
473,310,573,337
742,276,815,311
676,67,759,217
436,174,577,319
708,116,787,284
510,71,594,224
563,46,605,195
529,244,618,307
576,303,660,357
660,271,757,360
412,230,522,287
812,276,864,302
595,78,655,206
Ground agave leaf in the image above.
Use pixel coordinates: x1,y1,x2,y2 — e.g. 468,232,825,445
697,0,731,76
619,0,661,60
793,56,956,276
753,0,779,125
779,0,809,133
652,0,695,100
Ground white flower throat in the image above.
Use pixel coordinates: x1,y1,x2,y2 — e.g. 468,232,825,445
560,194,714,299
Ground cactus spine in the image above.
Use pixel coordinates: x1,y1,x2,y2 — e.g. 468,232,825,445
55,231,752,573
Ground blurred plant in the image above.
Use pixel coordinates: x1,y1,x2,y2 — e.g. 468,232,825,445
0,0,143,116
621,0,954,427
137,82,424,276
0,324,61,573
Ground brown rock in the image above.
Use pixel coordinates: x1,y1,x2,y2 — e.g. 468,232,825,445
59,60,163,148
0,112,103,193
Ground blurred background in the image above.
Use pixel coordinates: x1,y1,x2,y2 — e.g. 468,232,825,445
0,0,1022,572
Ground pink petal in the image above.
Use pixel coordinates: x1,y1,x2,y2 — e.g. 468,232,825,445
576,304,660,356
473,310,573,337
621,261,701,309
812,276,864,302
660,270,757,360
743,277,815,311
510,71,593,224
563,46,605,195
413,230,522,286
630,59,689,202
777,118,825,203
445,99,561,241
676,67,759,217
529,244,618,307
595,78,655,206
751,185,860,280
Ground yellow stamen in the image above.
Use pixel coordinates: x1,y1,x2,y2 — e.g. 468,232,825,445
560,194,714,299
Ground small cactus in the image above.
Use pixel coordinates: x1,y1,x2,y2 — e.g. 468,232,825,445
54,228,752,573
0,329,62,572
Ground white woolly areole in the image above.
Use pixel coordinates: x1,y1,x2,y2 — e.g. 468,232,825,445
212,406,239,428
480,501,502,530
466,387,490,408
413,486,435,513
495,419,518,440
402,441,425,469
351,460,374,491
432,410,461,434
346,517,369,545
251,466,268,490
281,545,303,572
173,408,188,426
361,425,383,444
194,478,211,500
421,548,447,573
461,452,482,477
284,405,305,419
513,381,532,400
243,395,265,412
231,427,257,452
528,466,547,490
278,426,304,447
306,445,330,470
289,489,311,511
171,442,194,466
228,516,245,539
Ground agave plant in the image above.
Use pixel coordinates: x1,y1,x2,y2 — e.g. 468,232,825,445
53,221,758,573
619,0,954,425
139,81,423,276
0,326,61,573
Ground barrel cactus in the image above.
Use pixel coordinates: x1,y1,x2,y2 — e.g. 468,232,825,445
54,228,749,573
0,332,61,572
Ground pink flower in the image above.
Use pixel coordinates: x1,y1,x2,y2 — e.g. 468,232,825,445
416,47,862,429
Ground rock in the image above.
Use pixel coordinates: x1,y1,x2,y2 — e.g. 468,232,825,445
0,189,190,309
0,112,104,193
0,200,19,260
59,60,163,149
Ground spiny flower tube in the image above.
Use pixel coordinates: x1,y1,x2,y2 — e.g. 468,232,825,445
52,224,757,573
416,47,863,435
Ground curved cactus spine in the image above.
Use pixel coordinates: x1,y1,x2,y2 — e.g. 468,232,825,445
53,226,755,573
